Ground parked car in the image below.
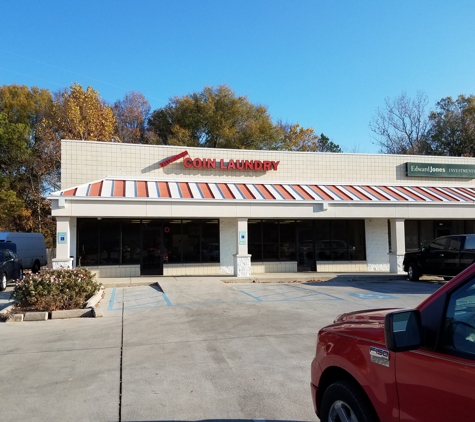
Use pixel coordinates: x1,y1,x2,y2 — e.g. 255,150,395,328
0,231,46,273
310,263,475,422
403,234,475,281
0,248,23,291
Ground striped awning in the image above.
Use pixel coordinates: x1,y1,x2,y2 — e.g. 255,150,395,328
50,178,475,203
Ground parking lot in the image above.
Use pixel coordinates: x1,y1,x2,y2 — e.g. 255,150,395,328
0,276,442,422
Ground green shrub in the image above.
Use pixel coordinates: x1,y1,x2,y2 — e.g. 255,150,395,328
11,268,102,312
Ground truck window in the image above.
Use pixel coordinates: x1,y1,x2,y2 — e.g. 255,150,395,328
443,278,475,358
448,237,462,252
463,237,475,251
428,237,447,252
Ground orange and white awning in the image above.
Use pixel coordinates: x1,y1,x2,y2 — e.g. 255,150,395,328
50,178,475,203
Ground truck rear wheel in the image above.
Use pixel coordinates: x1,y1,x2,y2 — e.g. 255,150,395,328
407,264,420,281
321,380,379,422
32,261,40,274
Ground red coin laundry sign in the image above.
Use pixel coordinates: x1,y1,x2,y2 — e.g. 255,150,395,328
184,157,280,171
159,150,189,168
160,150,280,172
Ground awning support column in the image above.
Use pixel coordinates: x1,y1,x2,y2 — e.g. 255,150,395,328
233,218,251,277
389,218,405,274
52,217,74,269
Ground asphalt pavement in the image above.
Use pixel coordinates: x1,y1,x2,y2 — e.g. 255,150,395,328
0,273,443,422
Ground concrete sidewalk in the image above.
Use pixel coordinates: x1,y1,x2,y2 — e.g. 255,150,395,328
97,271,410,288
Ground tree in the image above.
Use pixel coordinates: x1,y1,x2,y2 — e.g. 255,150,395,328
39,83,118,144
319,133,342,153
429,95,475,156
0,85,54,242
275,123,342,152
113,91,155,144
370,92,432,154
0,189,31,232
276,122,320,151
148,85,280,150
148,85,337,152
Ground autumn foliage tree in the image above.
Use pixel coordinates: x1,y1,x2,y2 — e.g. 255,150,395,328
0,84,54,240
39,83,117,143
113,91,155,144
1,82,340,246
276,122,342,152
148,85,279,149
148,85,338,152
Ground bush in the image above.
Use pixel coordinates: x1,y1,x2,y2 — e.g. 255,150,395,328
11,268,102,312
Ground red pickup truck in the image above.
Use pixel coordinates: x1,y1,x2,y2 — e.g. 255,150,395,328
310,264,475,421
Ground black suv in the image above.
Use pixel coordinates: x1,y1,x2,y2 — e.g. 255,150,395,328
403,234,475,281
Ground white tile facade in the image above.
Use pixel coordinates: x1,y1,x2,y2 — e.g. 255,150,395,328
54,140,475,276
62,140,475,189
220,218,236,275
365,219,390,272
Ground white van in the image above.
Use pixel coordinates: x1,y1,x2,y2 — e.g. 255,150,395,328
0,232,47,272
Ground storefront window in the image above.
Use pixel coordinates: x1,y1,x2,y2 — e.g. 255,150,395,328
201,220,220,262
405,220,475,252
249,219,365,262
249,220,296,262
163,220,183,263
77,219,99,266
315,220,366,261
279,220,296,261
122,220,141,265
99,220,120,265
405,220,419,251
248,220,263,261
466,221,475,234
182,220,201,263
262,220,279,261
348,220,366,260
420,221,434,247
77,218,219,266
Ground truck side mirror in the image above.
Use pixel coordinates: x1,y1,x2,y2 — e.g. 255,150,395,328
385,309,422,352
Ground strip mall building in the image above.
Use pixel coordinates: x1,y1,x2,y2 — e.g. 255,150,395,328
50,140,475,278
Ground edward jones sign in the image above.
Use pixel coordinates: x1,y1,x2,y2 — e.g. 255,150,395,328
184,157,280,171
406,162,475,178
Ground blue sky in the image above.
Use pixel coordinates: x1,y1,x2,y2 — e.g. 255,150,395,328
1,1,474,153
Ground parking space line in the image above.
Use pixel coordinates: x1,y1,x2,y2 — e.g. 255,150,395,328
108,287,118,311
108,286,173,311
237,284,344,303
239,290,263,302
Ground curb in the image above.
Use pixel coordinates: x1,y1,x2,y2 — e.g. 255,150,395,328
0,301,19,316
4,288,105,323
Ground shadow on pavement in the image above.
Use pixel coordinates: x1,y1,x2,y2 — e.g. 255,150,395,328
0,290,13,311
303,276,444,295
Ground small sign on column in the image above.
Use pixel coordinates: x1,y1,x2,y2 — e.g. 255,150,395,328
58,232,67,244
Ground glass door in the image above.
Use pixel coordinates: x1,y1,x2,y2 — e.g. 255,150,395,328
297,220,315,272
141,228,163,276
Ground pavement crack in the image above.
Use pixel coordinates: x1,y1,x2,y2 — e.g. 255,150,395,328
119,292,124,421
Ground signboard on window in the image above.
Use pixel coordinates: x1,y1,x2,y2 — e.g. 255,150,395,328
406,162,475,178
